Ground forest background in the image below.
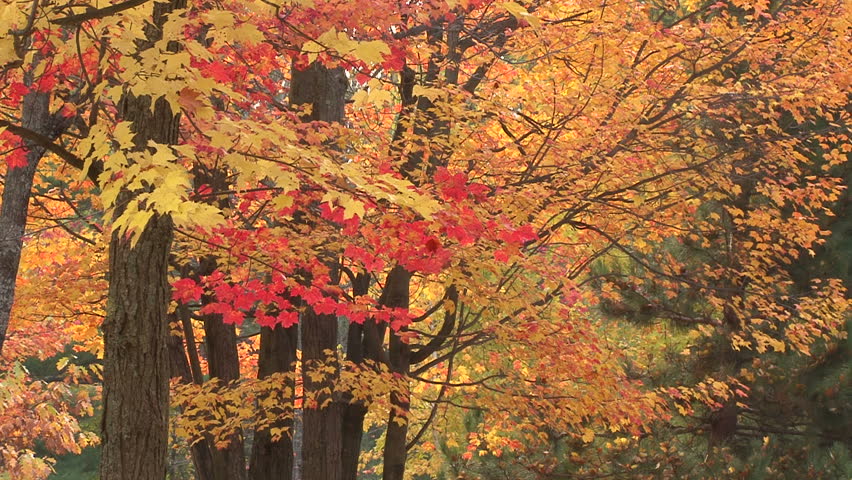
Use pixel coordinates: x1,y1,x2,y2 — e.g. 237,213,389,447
0,0,849,479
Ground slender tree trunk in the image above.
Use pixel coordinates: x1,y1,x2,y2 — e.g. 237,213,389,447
0,89,53,354
202,325,246,480
375,31,464,477
708,175,756,448
179,303,205,385
342,273,370,480
341,273,370,480
380,266,412,480
168,313,217,480
249,325,297,480
201,280,247,480
340,362,367,480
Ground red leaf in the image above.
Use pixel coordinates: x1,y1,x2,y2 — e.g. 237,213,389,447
8,82,29,102
222,310,245,325
172,278,204,303
5,149,28,169
275,310,299,328
204,61,232,82
424,237,441,253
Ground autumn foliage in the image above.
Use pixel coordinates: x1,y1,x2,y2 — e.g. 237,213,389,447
0,0,849,479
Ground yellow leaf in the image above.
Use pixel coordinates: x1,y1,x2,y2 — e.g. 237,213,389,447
173,202,225,230
412,85,444,101
352,78,393,108
501,2,541,29
303,28,389,65
56,357,70,371
301,40,324,65
444,300,456,315
271,194,294,211
352,40,390,64
113,121,136,148
0,44,15,68
767,338,786,352
322,191,365,219
232,24,265,45
117,207,155,249
205,10,236,30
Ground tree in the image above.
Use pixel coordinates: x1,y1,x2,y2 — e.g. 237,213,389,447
0,0,848,479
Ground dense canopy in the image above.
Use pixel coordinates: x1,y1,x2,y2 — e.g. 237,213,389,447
0,0,849,479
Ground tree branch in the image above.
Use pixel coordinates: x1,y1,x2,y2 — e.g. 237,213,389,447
410,285,458,364
0,120,101,184
52,0,155,26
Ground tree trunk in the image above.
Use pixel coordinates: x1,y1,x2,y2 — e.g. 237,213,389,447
380,266,412,480
301,308,343,480
289,62,348,124
248,325,297,480
0,89,53,354
340,377,367,480
375,20,476,479
168,313,217,480
288,61,348,480
201,288,246,480
100,209,174,480
98,1,187,476
341,273,370,480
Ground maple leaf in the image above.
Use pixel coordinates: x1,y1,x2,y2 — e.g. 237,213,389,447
5,148,28,168
178,87,214,120
172,278,204,303
1,0,847,478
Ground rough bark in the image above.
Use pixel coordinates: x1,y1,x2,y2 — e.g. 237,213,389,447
289,62,348,123
375,20,477,478
0,89,55,354
248,325,297,480
288,61,348,480
301,308,343,480
340,368,367,480
100,209,174,480
99,0,185,475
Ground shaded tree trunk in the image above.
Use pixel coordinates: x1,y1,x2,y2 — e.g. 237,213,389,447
288,61,348,480
380,266,412,480
341,273,370,480
340,352,368,480
301,307,343,480
168,312,217,480
375,21,477,477
200,274,247,480
248,325,297,480
707,174,757,448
